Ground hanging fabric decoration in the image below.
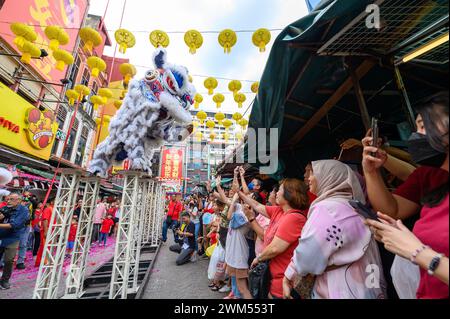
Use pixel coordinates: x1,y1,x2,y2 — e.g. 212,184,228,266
209,132,216,142
218,29,237,54
184,30,203,54
206,120,216,132
232,112,243,122
204,77,218,95
10,23,37,49
74,84,91,101
234,93,246,108
149,30,170,48
91,95,107,111
194,93,203,109
222,119,233,131
44,26,69,51
214,112,225,125
65,89,80,106
228,80,242,97
18,41,41,64
114,100,123,109
213,93,225,108
87,56,106,77
79,27,102,54
52,49,74,71
115,29,136,54
251,81,260,94
119,63,137,85
238,118,249,130
196,110,207,124
252,28,271,52
98,88,113,101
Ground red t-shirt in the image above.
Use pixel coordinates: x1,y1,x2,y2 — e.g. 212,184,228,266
32,209,42,228
394,166,448,204
41,206,53,226
265,206,307,298
101,218,115,234
413,194,449,299
167,201,183,220
68,223,78,242
259,192,267,205
209,232,218,245
107,207,118,218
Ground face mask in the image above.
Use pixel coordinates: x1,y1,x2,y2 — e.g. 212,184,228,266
408,132,446,167
247,183,254,191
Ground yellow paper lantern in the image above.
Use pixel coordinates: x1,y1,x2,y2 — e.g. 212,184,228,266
251,82,259,94
91,95,107,111
98,88,113,100
232,112,243,122
52,49,74,71
17,41,41,64
236,132,244,141
115,29,136,54
10,23,37,49
204,77,218,95
218,29,237,54
87,56,106,77
194,94,203,109
114,100,123,109
238,118,249,129
209,132,217,142
149,30,170,48
213,94,225,108
74,84,91,100
222,119,233,131
104,115,112,123
206,120,216,132
196,110,207,124
223,132,230,142
252,28,271,52
44,26,69,51
215,112,225,125
189,75,194,83
65,89,80,106
234,93,246,108
119,63,137,85
79,27,102,54
184,30,203,54
95,118,102,126
195,131,203,142
228,80,242,97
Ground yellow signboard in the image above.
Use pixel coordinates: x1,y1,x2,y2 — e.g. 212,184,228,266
0,82,58,160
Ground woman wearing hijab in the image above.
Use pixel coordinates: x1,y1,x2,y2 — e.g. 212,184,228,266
283,160,386,299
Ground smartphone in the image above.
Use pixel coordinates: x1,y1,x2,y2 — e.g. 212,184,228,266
348,200,380,221
290,288,301,300
371,118,379,156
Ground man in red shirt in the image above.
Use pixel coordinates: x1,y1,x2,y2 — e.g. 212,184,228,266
35,201,53,267
162,194,183,243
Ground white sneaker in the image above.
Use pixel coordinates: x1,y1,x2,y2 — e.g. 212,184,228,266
190,254,198,262
219,285,231,293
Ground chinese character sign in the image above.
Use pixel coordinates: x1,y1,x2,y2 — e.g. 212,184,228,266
0,0,88,92
160,147,184,180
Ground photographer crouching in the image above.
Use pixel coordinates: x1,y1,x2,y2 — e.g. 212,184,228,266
0,193,30,290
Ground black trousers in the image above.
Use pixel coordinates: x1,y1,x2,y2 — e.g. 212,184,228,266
32,231,40,256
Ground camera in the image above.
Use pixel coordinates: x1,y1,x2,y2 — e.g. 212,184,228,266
0,205,13,221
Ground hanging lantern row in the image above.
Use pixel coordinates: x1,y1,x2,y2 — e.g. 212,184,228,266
117,28,271,54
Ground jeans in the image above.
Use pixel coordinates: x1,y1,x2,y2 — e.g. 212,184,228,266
231,276,242,298
162,219,179,242
17,226,31,264
193,222,200,251
99,233,108,245
169,243,194,266
0,241,20,282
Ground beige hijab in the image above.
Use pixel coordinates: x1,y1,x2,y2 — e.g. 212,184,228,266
310,160,366,207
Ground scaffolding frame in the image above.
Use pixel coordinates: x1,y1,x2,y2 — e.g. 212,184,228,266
63,177,101,298
33,169,82,299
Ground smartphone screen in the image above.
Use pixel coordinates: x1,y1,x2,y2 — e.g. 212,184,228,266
371,118,379,156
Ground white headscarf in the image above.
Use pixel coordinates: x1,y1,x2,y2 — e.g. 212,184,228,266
310,160,366,208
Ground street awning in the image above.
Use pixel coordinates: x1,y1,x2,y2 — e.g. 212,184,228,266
246,0,449,179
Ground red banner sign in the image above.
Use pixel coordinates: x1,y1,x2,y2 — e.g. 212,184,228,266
0,0,88,92
160,147,184,180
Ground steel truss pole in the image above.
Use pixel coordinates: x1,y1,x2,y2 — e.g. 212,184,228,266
142,180,153,245
64,176,101,298
150,182,159,247
33,169,82,299
109,171,142,299
145,181,155,245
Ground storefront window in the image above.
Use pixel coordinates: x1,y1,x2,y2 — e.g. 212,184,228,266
75,135,87,166
62,127,78,161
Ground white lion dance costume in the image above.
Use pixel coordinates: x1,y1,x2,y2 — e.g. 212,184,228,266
88,48,194,178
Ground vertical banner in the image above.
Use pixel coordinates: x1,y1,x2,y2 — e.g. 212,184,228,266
160,147,184,180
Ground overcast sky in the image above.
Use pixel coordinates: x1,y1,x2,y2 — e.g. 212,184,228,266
88,0,309,115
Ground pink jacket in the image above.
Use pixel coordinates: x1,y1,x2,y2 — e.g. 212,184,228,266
93,203,106,224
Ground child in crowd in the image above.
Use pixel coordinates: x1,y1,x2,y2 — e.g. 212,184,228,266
67,217,78,256
99,214,114,247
